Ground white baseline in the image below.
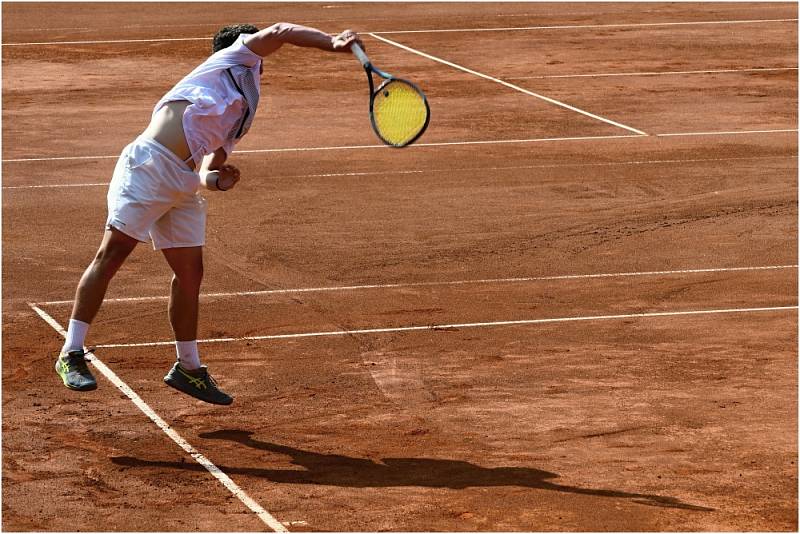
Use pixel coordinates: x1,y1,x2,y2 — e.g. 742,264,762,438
28,304,288,532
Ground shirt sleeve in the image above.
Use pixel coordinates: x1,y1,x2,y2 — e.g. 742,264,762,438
213,34,262,68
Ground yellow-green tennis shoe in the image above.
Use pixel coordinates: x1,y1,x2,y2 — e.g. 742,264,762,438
164,363,233,405
55,349,98,391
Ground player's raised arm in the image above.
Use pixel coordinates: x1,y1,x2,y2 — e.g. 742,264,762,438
243,23,363,56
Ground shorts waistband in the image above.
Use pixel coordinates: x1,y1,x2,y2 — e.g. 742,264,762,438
135,136,196,173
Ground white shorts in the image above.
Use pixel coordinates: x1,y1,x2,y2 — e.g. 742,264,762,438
106,137,206,250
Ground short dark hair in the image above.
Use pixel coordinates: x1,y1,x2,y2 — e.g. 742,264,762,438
212,24,260,53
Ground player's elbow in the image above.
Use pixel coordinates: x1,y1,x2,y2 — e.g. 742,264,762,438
246,22,294,56
266,22,295,40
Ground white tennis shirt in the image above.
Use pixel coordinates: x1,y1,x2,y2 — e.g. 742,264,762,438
153,34,262,167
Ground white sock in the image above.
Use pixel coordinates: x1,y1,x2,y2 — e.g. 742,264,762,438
62,319,90,353
176,340,202,370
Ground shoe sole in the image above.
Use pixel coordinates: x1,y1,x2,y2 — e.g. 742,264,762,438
55,361,98,391
164,376,233,405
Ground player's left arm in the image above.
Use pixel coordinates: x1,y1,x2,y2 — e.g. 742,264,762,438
243,23,363,57
200,148,241,192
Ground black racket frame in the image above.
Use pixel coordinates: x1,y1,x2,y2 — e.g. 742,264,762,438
355,49,431,148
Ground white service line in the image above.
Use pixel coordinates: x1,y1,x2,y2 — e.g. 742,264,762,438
28,304,288,533
370,18,799,34
657,128,799,137
4,129,797,165
4,154,118,163
510,67,799,80
0,134,638,163
89,305,798,349
8,154,795,191
368,33,649,136
3,182,108,190
35,264,798,306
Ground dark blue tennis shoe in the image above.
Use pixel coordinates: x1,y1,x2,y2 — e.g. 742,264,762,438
55,349,98,391
164,362,233,405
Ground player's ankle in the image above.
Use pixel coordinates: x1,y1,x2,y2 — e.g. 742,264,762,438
176,340,202,370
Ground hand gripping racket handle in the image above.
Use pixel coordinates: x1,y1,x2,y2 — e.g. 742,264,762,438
351,43,371,69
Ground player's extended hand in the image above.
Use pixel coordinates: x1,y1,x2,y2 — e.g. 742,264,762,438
332,29,363,52
216,163,241,191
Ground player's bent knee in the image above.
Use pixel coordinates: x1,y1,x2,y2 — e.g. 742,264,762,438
176,267,203,286
94,237,137,272
162,247,204,286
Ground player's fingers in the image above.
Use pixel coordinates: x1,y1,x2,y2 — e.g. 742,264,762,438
335,30,362,51
221,164,240,178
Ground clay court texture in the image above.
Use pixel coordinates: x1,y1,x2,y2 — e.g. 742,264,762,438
2,1,798,531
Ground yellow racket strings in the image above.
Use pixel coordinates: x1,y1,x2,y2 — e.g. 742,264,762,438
372,81,428,146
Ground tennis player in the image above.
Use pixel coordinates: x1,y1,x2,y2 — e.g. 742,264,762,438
55,23,364,405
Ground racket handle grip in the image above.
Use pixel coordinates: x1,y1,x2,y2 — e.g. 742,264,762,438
351,43,370,68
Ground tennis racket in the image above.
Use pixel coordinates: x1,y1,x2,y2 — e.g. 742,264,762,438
351,43,430,147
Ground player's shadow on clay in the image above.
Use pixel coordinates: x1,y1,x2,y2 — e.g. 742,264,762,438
111,429,712,512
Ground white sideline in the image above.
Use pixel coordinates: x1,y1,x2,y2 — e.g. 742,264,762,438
4,129,797,164
510,67,799,80
88,306,798,349
35,264,799,306
5,154,797,191
3,18,796,46
368,33,649,136
28,304,288,532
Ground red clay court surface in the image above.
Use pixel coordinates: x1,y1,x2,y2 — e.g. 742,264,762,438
2,2,798,531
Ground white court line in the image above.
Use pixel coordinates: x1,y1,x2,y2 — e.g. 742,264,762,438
4,129,797,164
35,265,798,306
510,67,799,80
1,36,209,46
371,18,799,34
87,306,798,349
657,129,799,137
27,304,288,533
4,18,796,46
4,154,119,163
3,182,108,190
0,135,638,163
6,154,797,191
369,33,649,136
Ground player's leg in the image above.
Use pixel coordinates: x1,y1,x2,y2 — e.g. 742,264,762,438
162,245,203,348
57,232,140,391
154,191,231,405
160,245,232,405
56,137,175,392
70,227,140,326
